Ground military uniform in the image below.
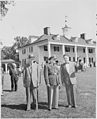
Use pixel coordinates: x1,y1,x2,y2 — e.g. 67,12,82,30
46,63,60,110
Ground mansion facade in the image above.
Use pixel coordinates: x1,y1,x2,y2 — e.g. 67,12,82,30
18,27,96,67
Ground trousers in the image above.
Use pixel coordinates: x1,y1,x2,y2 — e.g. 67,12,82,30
25,85,38,110
10,76,18,91
47,86,50,107
65,84,75,106
48,85,59,109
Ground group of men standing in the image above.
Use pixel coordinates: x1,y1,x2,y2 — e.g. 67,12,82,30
22,53,77,111
44,54,77,111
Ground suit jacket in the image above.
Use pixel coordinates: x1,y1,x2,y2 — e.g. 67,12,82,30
60,62,76,85
44,63,49,85
22,64,31,87
44,63,60,86
30,61,40,87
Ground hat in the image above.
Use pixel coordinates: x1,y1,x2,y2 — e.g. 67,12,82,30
49,56,57,60
28,54,35,59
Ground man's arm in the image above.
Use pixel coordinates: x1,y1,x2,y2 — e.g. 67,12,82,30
60,65,64,84
44,65,50,86
37,64,41,86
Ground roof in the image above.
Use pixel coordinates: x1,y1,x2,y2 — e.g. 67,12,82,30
32,34,53,44
18,34,96,49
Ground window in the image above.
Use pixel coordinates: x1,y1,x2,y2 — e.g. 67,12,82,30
89,57,91,63
29,46,33,52
29,47,30,52
54,46,59,52
73,47,74,52
22,59,26,66
31,47,33,52
73,57,75,61
44,45,48,51
69,57,71,61
22,49,26,54
92,57,93,62
83,57,85,63
65,46,70,52
83,48,85,53
88,48,93,53
44,57,48,61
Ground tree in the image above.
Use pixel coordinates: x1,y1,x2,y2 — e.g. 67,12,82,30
1,36,30,62
14,36,31,48
0,1,15,20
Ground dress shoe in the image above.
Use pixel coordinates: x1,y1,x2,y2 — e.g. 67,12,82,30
26,108,31,111
52,107,58,110
48,108,51,111
65,105,72,108
71,106,76,108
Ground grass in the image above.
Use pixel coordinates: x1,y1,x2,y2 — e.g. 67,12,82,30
1,67,96,118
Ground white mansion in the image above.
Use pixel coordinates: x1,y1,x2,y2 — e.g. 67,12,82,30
18,26,96,67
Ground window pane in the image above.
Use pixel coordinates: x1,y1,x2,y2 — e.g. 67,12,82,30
31,47,33,52
44,46,48,51
65,46,70,52
69,57,71,61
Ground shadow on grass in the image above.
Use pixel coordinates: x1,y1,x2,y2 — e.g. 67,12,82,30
1,104,27,111
1,102,48,111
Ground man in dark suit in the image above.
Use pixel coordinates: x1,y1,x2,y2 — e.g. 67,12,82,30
60,54,77,108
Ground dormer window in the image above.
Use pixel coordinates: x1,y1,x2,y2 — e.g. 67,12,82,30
52,35,60,40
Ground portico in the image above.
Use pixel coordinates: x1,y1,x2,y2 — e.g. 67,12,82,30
47,41,95,66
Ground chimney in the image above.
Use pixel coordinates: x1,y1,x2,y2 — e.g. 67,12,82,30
44,27,50,35
80,33,85,39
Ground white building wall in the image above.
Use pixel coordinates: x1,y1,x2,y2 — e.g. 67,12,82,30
88,48,96,62
64,45,75,61
38,46,48,65
18,41,96,66
33,44,40,63
77,47,86,58
51,44,63,62
19,45,34,66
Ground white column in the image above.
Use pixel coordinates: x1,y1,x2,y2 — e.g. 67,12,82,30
86,46,89,67
75,45,77,62
0,43,2,95
38,46,41,65
48,42,51,57
5,63,8,73
62,45,65,55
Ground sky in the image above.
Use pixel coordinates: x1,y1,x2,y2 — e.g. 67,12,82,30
0,0,96,46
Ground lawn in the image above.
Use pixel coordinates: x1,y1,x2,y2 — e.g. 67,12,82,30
1,67,96,118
